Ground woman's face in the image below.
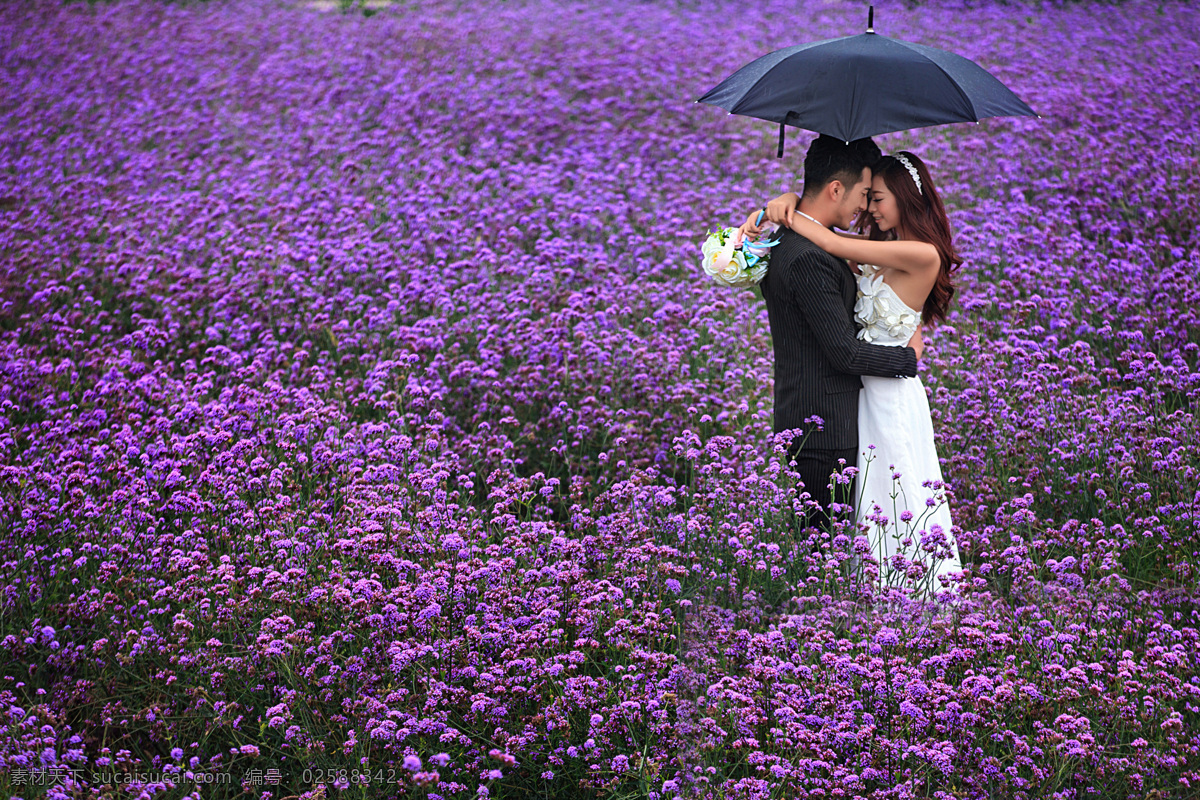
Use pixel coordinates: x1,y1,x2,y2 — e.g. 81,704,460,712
869,175,900,233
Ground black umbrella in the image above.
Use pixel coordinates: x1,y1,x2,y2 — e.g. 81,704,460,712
697,7,1038,156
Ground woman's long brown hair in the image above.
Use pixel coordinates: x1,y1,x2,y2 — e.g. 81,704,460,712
856,152,961,324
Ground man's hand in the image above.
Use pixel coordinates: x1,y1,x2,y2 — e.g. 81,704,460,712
907,328,925,360
765,192,800,227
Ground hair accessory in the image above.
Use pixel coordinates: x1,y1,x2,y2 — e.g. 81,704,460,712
895,154,922,195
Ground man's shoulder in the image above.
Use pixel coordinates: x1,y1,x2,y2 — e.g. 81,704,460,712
774,228,840,269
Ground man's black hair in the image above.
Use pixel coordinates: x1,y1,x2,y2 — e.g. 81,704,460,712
801,135,882,198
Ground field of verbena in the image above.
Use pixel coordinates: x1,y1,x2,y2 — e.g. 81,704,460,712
2,0,1198,798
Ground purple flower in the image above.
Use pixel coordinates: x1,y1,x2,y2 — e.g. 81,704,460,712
4,4,1197,799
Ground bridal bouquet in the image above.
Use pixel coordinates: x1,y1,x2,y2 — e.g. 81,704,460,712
700,217,780,288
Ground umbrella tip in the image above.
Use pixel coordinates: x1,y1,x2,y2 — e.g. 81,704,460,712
867,5,874,33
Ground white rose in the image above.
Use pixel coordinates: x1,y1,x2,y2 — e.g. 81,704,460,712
717,250,746,283
701,234,726,278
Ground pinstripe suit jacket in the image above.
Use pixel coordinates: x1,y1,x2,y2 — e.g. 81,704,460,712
761,228,918,450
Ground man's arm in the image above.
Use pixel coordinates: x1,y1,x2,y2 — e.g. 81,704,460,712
789,250,918,378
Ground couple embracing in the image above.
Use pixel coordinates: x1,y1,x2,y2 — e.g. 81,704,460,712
741,134,962,590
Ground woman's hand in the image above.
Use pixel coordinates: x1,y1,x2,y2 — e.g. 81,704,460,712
738,208,765,241
740,192,800,240
907,328,925,360
765,192,800,226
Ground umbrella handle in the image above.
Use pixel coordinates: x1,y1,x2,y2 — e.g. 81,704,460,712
777,122,785,159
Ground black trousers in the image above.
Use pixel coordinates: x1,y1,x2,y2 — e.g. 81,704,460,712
788,444,858,528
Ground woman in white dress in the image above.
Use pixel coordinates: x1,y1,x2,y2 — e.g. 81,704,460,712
745,152,963,594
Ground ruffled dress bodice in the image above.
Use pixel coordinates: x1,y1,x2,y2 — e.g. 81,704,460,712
854,263,921,346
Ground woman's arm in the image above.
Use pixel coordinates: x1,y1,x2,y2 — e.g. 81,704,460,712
789,215,940,275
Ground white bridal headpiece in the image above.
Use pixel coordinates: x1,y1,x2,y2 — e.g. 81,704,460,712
896,154,923,195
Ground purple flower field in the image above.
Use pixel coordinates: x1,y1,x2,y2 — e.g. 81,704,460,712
2,0,1199,797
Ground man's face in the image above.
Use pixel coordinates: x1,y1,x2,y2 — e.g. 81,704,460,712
835,167,872,229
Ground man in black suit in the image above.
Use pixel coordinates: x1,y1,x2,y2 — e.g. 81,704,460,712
755,135,921,525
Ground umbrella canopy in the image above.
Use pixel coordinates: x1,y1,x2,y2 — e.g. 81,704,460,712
697,9,1037,153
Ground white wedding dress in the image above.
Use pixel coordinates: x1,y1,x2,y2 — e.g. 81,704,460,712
854,263,962,592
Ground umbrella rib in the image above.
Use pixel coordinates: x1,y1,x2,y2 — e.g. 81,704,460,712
728,45,832,120
915,56,984,122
